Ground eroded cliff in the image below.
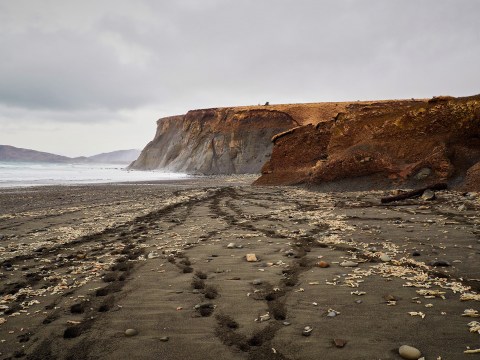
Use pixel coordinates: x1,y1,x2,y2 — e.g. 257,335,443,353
129,102,356,174
254,95,480,190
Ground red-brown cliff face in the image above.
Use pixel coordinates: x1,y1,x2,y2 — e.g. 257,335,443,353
254,95,480,190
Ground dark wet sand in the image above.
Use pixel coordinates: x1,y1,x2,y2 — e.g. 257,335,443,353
0,177,479,359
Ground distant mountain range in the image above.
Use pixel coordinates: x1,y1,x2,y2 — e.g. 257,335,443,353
0,145,141,165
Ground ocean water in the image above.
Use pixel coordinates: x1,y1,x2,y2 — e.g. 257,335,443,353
0,162,189,188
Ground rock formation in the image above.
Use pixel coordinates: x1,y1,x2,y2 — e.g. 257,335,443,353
130,102,370,174
132,94,480,191
255,95,480,190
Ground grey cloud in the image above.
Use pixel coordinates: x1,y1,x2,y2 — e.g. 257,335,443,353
0,0,479,118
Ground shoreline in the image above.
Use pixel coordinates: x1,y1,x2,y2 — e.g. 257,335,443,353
0,179,479,359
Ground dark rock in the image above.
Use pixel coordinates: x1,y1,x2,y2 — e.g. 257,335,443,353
383,294,399,302
430,260,451,267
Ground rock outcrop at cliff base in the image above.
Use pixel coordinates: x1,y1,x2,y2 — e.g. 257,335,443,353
254,94,480,190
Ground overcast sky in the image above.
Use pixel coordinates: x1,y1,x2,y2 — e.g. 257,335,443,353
0,0,479,157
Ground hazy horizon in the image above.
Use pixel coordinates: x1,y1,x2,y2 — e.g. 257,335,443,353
1,0,479,157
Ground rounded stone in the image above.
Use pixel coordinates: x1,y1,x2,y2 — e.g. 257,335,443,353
246,253,258,262
430,260,451,267
302,326,313,336
398,345,422,359
227,243,236,249
160,336,169,342
412,251,421,257
252,279,263,285
333,338,347,348
421,189,435,201
316,261,330,268
379,254,391,262
125,328,138,337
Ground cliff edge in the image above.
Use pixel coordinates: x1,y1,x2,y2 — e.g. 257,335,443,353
254,95,480,191
129,102,357,174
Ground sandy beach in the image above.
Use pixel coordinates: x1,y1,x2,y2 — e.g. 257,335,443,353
0,177,479,359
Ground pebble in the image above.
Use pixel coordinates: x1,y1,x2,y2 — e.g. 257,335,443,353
283,321,291,326
355,300,362,304
302,326,313,336
316,261,330,268
340,261,358,267
379,254,391,262
252,279,263,285
421,189,435,201
383,294,399,302
327,311,338,317
125,329,138,337
430,260,450,267
412,251,421,257
160,336,169,342
227,243,236,249
333,338,347,348
398,345,422,359
246,254,258,262
465,192,477,199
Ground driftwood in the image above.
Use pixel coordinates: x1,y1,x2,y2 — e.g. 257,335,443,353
381,183,448,204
